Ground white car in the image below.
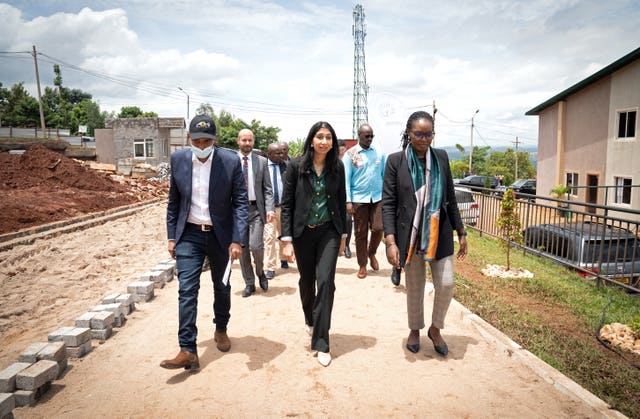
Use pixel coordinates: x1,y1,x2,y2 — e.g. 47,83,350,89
454,187,479,226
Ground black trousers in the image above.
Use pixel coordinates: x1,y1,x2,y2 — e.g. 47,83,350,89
292,222,340,353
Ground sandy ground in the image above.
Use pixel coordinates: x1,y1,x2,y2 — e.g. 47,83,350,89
1,203,609,418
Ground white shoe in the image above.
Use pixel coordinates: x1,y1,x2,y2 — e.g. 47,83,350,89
317,351,331,367
305,325,313,336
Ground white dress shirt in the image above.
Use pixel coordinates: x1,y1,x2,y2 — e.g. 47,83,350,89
187,149,214,226
239,151,256,201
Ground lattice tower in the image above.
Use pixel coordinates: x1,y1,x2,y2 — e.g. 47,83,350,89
352,4,369,139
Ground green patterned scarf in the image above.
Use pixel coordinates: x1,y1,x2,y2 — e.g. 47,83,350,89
405,145,443,263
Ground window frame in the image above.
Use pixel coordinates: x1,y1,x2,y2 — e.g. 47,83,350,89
133,138,154,158
613,176,632,206
565,172,579,197
616,108,637,140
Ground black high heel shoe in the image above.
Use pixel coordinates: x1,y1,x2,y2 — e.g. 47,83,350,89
406,331,419,353
427,329,448,356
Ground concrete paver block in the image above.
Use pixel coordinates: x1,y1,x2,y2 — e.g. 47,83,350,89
90,311,114,329
0,363,32,393
101,293,121,304
115,293,133,306
37,342,66,363
66,341,92,358
48,327,91,347
75,311,97,328
92,303,124,318
0,393,15,418
113,313,126,328
90,327,112,340
15,360,58,391
132,289,154,303
18,342,49,363
127,281,154,295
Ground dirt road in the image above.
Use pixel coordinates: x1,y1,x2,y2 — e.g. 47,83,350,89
2,203,616,417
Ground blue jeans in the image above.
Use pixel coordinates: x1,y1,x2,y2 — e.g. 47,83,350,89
174,225,231,353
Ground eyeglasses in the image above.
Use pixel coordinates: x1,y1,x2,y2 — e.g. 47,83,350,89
410,131,435,140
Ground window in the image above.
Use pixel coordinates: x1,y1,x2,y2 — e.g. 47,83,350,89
134,139,154,158
614,177,632,205
617,110,636,139
566,172,579,196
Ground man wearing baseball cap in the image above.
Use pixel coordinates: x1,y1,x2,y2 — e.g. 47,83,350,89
161,114,249,371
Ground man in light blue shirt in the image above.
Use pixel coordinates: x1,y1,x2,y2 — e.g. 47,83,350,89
342,124,386,278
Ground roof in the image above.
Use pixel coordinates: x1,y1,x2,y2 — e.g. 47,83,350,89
525,46,640,116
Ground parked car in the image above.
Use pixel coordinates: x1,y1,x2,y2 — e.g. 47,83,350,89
454,187,478,226
495,179,536,199
522,222,640,286
456,175,499,190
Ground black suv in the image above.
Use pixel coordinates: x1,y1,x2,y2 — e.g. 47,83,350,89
495,179,536,199
523,222,640,286
456,175,499,190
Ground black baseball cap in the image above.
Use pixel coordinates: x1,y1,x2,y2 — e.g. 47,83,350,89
189,115,217,140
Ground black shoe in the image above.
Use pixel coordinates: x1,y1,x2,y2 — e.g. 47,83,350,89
427,329,449,356
344,247,352,258
259,273,269,291
280,260,289,269
391,268,401,286
406,343,420,353
242,284,256,298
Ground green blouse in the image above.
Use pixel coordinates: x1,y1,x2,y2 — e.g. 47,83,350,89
306,171,331,226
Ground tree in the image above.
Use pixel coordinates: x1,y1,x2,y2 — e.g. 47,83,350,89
496,189,522,270
194,103,281,151
71,99,105,135
287,138,305,157
117,106,145,118
454,143,490,176
1,82,39,127
485,148,535,185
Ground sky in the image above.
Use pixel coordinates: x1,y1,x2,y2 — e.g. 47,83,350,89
1,0,639,156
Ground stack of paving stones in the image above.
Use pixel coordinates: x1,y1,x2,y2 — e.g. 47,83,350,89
0,357,59,408
0,259,175,417
139,260,175,290
127,280,155,303
48,327,92,358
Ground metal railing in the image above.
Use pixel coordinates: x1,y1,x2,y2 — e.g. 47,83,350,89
463,187,640,293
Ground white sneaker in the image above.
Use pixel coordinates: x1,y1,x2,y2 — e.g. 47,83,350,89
305,325,313,336
317,351,331,367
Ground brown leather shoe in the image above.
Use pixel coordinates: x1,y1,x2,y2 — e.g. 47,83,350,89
214,331,231,352
369,254,379,271
160,350,199,370
357,266,367,278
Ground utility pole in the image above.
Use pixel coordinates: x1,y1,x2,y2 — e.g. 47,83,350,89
352,4,369,139
32,45,47,138
513,136,522,180
432,99,437,145
178,86,189,147
468,109,479,175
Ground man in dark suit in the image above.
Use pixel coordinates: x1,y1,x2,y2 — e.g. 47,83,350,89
263,142,288,279
161,114,248,371
237,129,275,297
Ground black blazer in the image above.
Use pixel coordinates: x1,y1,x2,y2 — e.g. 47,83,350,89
281,157,347,239
381,147,464,265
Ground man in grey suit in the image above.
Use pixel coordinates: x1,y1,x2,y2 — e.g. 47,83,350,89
237,129,275,297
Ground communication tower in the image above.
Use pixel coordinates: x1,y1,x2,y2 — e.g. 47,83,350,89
352,4,369,138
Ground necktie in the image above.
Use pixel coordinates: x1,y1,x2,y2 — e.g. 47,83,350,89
242,156,249,189
272,164,279,205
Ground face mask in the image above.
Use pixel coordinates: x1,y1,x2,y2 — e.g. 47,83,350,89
191,145,213,159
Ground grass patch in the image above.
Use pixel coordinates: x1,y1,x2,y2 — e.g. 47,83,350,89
455,231,640,417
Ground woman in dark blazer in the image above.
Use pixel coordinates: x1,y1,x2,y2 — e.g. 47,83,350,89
280,121,347,367
382,111,468,357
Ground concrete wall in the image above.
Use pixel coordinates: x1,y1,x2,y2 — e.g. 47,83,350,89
95,129,115,165
606,60,640,219
535,104,559,201
562,77,610,205
107,118,161,169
